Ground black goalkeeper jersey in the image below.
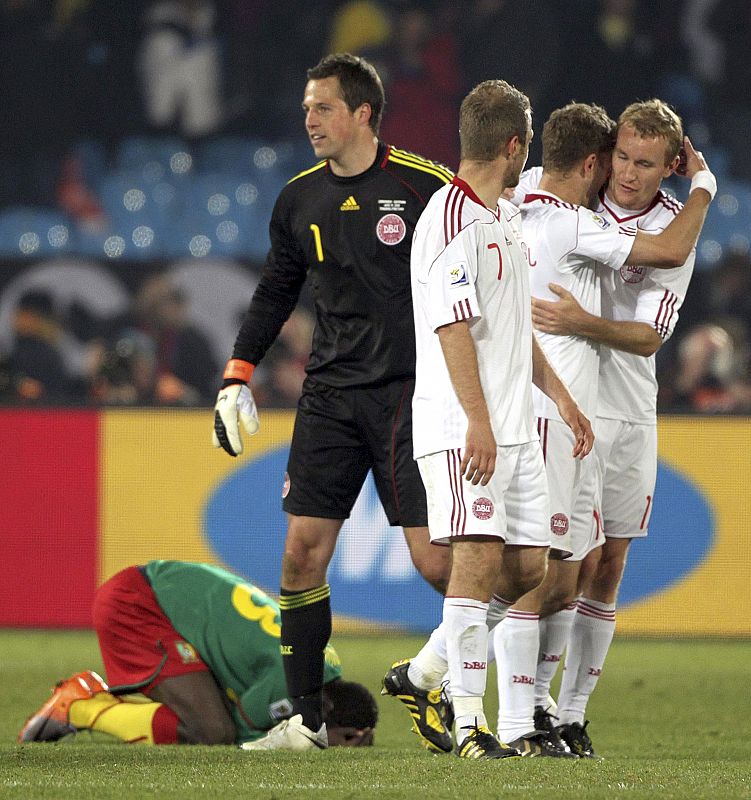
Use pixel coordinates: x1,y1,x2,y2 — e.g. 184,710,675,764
232,141,453,388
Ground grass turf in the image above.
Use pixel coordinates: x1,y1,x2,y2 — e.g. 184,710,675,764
1,630,750,799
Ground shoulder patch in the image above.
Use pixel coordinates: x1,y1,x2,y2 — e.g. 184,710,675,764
588,211,610,229
447,261,469,287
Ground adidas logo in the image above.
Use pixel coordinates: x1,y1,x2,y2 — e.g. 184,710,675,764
339,195,360,211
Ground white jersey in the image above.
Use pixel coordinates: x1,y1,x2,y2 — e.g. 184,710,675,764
411,176,536,458
520,187,635,420
596,190,695,424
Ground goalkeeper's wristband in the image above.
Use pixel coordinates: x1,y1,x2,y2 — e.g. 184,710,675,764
689,170,717,201
223,359,254,384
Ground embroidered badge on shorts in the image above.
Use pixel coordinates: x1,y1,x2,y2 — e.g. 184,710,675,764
472,497,494,520
550,513,569,536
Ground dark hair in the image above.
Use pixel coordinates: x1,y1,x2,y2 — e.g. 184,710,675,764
542,102,616,173
321,679,379,730
459,79,531,161
307,53,385,134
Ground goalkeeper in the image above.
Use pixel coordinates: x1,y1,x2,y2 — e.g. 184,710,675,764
19,561,377,748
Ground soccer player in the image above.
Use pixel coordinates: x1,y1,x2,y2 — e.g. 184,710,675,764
211,53,453,750
19,561,377,748
529,100,701,757
497,102,715,758
383,80,594,760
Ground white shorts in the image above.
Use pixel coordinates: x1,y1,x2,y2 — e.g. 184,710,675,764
538,417,603,561
417,441,549,548
594,417,657,539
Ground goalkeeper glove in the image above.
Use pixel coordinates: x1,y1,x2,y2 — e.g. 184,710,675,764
212,360,259,457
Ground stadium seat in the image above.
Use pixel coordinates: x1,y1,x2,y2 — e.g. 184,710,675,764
116,136,194,182
0,207,76,257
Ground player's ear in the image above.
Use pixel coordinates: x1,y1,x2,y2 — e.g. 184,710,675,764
664,153,680,179
581,152,598,177
357,102,373,128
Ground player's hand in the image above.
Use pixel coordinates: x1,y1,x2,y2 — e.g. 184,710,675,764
462,415,497,485
212,383,259,457
531,284,588,336
556,396,594,460
677,136,709,178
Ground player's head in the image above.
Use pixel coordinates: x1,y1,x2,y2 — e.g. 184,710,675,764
542,102,616,205
459,79,532,188
305,53,384,136
321,678,379,747
608,99,683,210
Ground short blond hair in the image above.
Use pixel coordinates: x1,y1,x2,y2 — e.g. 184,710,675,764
618,100,683,165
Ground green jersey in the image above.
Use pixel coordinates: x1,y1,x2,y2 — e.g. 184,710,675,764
143,560,342,742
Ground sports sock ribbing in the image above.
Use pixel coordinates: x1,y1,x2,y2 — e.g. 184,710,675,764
535,603,577,706
69,692,179,744
279,584,332,731
443,597,489,731
557,597,616,725
495,610,540,742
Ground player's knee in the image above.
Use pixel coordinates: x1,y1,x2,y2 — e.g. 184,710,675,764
411,551,450,595
281,545,324,585
543,585,578,615
594,550,627,594
509,557,547,598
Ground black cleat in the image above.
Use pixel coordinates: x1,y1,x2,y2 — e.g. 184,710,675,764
533,704,571,753
556,720,602,759
382,660,453,753
456,723,520,760
508,730,579,758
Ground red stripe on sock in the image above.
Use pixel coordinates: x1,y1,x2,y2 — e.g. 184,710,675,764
152,704,180,744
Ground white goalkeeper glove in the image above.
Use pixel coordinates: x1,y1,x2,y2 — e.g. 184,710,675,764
212,383,260,457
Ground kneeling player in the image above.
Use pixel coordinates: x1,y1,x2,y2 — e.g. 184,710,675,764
19,561,377,749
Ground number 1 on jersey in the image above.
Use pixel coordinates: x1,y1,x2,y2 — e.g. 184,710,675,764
310,224,324,262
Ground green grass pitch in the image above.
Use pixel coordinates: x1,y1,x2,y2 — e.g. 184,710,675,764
2,630,750,799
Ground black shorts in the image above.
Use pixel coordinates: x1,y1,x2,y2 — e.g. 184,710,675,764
283,376,428,527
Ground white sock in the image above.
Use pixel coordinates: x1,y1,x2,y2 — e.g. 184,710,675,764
495,610,540,742
407,628,449,690
486,594,513,632
443,597,489,731
557,598,616,725
535,603,577,707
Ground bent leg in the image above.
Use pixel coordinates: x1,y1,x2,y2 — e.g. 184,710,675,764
403,526,451,595
149,673,235,744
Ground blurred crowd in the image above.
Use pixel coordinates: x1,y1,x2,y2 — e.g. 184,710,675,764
1,0,750,412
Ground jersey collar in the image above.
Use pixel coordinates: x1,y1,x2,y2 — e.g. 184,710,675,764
599,187,661,222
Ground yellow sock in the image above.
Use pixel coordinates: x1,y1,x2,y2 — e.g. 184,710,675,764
70,692,173,745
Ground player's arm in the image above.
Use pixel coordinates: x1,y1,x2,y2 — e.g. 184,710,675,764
213,197,308,456
625,137,716,269
532,284,663,357
531,334,593,458
437,321,496,485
